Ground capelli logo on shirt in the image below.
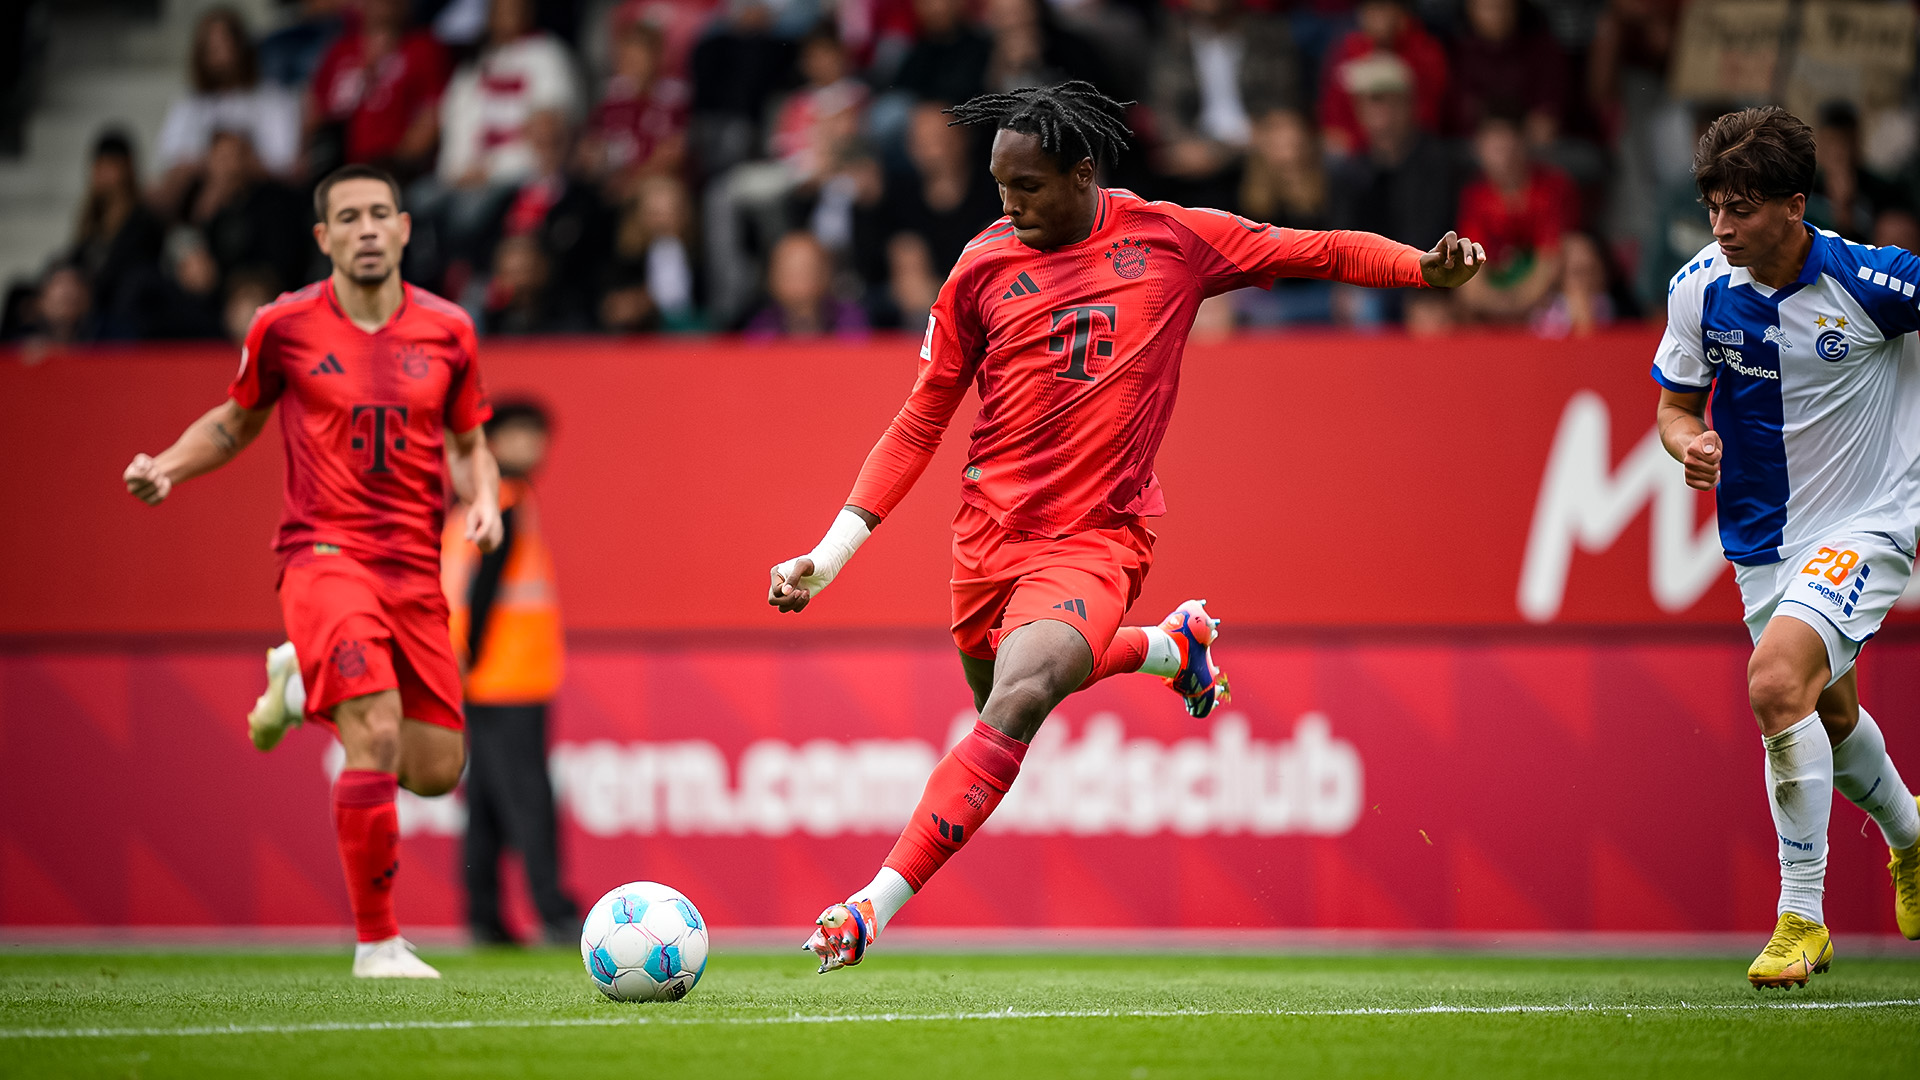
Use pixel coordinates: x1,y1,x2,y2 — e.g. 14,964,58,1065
1705,328,1744,345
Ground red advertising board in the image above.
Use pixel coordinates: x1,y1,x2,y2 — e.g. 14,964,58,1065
3,331,1916,936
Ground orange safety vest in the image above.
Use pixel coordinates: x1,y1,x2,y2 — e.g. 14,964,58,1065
442,477,564,704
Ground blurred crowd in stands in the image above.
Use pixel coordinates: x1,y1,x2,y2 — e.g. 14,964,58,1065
7,0,1920,348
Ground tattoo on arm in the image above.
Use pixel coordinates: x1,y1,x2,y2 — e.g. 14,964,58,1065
209,420,238,453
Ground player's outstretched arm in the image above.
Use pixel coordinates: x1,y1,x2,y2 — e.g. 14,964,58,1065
122,399,272,505
447,424,503,553
1657,388,1719,490
768,506,882,613
1418,231,1488,289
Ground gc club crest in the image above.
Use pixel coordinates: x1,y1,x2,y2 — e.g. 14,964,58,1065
395,343,431,379
1816,329,1850,361
1106,237,1150,280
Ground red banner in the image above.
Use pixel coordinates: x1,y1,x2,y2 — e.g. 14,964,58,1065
4,637,1916,935
6,329,1866,634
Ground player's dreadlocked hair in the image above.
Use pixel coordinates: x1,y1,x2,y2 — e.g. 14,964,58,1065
945,81,1134,173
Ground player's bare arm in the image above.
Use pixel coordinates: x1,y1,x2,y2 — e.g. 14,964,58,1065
447,424,504,553
1419,231,1488,289
1656,388,1719,490
122,398,273,505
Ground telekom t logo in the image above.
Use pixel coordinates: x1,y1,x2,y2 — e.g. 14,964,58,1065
351,404,409,474
1047,304,1118,382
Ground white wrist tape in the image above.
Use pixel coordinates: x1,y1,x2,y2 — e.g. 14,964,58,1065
775,509,872,595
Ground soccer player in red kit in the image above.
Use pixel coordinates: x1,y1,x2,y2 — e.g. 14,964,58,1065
121,164,499,979
767,84,1486,973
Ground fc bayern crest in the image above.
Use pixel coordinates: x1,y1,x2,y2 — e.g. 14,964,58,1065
395,343,431,379
1106,237,1150,280
331,639,369,680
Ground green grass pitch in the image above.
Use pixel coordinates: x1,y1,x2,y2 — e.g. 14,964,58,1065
3,948,1918,1078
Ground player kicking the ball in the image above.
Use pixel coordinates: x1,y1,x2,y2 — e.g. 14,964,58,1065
766,83,1486,973
122,165,499,978
1653,107,1920,988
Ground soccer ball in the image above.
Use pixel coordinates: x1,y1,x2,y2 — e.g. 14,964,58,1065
579,881,709,1002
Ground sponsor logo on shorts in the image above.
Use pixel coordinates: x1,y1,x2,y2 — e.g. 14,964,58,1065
1051,598,1088,619
332,639,369,681
1807,580,1848,608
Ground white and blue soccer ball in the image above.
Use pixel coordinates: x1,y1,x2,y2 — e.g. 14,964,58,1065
580,881,709,1002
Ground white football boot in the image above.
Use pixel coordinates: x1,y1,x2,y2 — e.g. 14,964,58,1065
247,641,303,752
352,936,441,979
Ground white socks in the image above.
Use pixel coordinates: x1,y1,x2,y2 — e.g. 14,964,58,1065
849,867,916,935
1764,712,1832,923
1137,627,1183,678
1832,708,1920,851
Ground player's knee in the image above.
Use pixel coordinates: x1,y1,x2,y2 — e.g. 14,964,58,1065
1746,657,1819,729
402,748,464,797
980,675,1058,741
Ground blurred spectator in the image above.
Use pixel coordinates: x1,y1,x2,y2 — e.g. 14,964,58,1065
706,25,871,326
224,268,280,344
1531,232,1616,338
688,0,799,181
1318,0,1448,156
185,132,313,299
155,228,227,339
1454,112,1576,323
1327,54,1454,251
1234,109,1334,326
438,0,581,189
582,15,689,196
260,0,350,89
886,231,939,331
482,234,570,333
603,175,703,332
1149,0,1302,208
1446,0,1567,147
1589,0,1683,302
890,0,992,105
871,102,1001,278
745,231,868,337
153,7,302,213
1046,0,1151,100
490,110,607,330
1874,208,1920,254
12,264,99,347
69,130,166,338
444,399,579,948
1807,102,1908,243
305,0,451,183
420,0,582,292
981,0,1112,96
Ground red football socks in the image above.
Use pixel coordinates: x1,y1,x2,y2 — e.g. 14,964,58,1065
1076,626,1149,691
332,769,401,943
883,721,1029,888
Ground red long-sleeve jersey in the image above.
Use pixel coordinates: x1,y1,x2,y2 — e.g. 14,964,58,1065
846,188,1428,536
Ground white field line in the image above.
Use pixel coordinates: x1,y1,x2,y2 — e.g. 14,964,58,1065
3,998,1918,1040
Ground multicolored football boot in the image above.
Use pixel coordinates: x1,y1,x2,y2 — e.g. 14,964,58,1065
1891,804,1920,940
1747,912,1832,989
1160,599,1230,718
803,899,877,974
246,641,302,752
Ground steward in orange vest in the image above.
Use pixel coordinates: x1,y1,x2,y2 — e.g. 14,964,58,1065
441,400,577,944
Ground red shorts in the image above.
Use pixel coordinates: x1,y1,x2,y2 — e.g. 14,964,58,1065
278,551,464,731
949,502,1155,661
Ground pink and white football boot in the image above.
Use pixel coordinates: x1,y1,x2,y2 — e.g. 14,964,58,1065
803,899,877,974
1160,599,1230,718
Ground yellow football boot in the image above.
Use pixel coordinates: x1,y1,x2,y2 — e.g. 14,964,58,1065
1890,801,1920,941
1747,912,1832,989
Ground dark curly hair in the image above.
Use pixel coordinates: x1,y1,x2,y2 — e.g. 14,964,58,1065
944,81,1134,173
1693,106,1817,206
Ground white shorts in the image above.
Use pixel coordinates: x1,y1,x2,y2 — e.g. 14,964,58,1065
1735,530,1915,685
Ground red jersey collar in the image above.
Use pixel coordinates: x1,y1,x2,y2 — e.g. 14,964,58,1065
322,277,411,335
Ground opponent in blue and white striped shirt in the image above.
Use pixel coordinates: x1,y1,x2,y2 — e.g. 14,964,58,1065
1652,106,1920,987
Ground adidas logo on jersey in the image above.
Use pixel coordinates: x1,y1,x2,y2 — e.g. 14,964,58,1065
309,354,345,375
1002,271,1040,299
